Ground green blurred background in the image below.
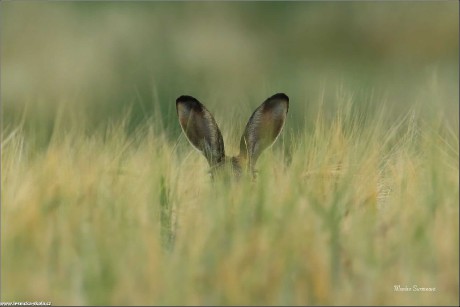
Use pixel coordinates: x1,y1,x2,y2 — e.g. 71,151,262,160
1,1,458,145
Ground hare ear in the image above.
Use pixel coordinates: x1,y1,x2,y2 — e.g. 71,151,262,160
239,93,289,168
176,95,225,166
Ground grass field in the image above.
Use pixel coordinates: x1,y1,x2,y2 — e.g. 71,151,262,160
2,85,458,305
1,1,459,306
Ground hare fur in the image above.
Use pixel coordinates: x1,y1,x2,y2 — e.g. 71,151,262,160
176,93,289,179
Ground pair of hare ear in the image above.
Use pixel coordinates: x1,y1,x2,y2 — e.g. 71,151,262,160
176,93,289,169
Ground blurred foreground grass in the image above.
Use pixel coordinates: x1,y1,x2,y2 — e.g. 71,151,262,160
1,1,459,305
2,87,459,305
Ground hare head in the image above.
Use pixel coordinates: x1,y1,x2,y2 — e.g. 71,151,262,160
176,93,289,179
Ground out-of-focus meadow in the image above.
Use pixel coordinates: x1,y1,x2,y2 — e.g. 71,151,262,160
1,1,459,305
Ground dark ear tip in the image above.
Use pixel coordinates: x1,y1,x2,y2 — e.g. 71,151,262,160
176,95,198,103
176,95,203,111
271,93,289,101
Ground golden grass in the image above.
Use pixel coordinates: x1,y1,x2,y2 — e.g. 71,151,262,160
1,95,458,305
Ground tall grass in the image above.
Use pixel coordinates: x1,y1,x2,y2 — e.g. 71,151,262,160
1,86,458,305
1,2,458,304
